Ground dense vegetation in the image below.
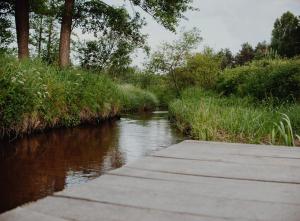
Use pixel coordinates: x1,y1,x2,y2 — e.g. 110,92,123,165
140,11,300,146
1,7,300,147
0,0,191,138
217,59,300,102
169,88,300,146
0,56,157,138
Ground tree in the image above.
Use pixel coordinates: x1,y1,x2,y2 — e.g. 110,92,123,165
1,0,48,59
0,1,13,53
235,43,255,66
44,15,60,64
0,1,14,53
57,0,194,67
175,50,221,90
0,17,13,53
15,0,30,59
271,11,300,58
30,14,46,57
254,41,269,60
217,48,234,69
147,28,202,95
59,0,74,67
28,0,61,63
77,31,143,75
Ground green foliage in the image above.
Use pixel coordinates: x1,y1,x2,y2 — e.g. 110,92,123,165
119,85,158,112
217,48,234,69
0,18,13,53
147,28,202,95
175,50,222,90
217,58,300,102
254,41,269,60
0,56,157,137
271,11,300,58
76,1,147,46
169,87,300,145
111,68,176,107
77,31,145,75
235,42,255,66
130,0,194,32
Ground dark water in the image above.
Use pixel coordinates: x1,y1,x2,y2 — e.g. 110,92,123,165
0,111,185,213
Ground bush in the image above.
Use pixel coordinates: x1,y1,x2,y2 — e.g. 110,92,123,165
0,56,158,137
175,52,221,90
217,59,300,102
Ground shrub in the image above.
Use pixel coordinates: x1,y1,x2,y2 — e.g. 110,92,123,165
217,59,300,102
174,52,222,90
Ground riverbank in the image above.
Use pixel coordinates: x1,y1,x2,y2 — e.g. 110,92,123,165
0,56,158,138
169,88,300,146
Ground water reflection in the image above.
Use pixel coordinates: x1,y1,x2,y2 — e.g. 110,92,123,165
0,112,184,213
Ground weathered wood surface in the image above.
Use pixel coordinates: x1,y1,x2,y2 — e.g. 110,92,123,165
1,140,300,221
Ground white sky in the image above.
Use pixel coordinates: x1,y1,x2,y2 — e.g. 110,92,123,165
78,0,300,66
129,0,300,66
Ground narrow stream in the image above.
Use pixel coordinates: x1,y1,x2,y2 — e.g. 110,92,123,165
0,111,185,213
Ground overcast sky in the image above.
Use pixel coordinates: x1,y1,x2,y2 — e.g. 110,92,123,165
128,0,300,66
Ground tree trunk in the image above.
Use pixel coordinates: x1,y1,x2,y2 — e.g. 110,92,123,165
46,17,54,63
15,0,29,59
37,15,43,57
58,0,74,68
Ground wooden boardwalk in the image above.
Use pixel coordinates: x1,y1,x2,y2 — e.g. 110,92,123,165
1,140,300,221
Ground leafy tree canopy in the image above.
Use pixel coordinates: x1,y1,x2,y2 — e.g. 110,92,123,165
271,11,300,58
235,42,255,66
77,30,142,74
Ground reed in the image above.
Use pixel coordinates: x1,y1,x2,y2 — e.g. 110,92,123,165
169,87,300,145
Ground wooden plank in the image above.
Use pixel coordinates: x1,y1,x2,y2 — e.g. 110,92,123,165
0,208,68,221
107,167,300,205
152,151,300,167
24,196,227,221
51,173,300,221
127,156,300,183
158,140,300,159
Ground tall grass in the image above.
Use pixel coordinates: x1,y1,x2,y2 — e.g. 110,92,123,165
118,84,158,112
0,56,158,138
271,114,300,146
169,87,300,145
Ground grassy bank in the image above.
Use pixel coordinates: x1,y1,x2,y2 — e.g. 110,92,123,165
0,56,158,138
169,88,300,146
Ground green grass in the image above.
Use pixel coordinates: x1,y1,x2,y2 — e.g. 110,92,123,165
0,56,158,138
118,84,158,112
169,87,300,145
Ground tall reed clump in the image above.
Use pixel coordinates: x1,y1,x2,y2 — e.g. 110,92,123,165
169,87,300,145
118,84,158,112
0,56,158,138
271,113,300,146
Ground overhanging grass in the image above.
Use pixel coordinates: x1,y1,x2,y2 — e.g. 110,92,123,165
119,84,158,112
0,56,158,138
169,87,300,145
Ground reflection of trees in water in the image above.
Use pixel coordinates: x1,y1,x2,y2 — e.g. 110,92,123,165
0,120,124,213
